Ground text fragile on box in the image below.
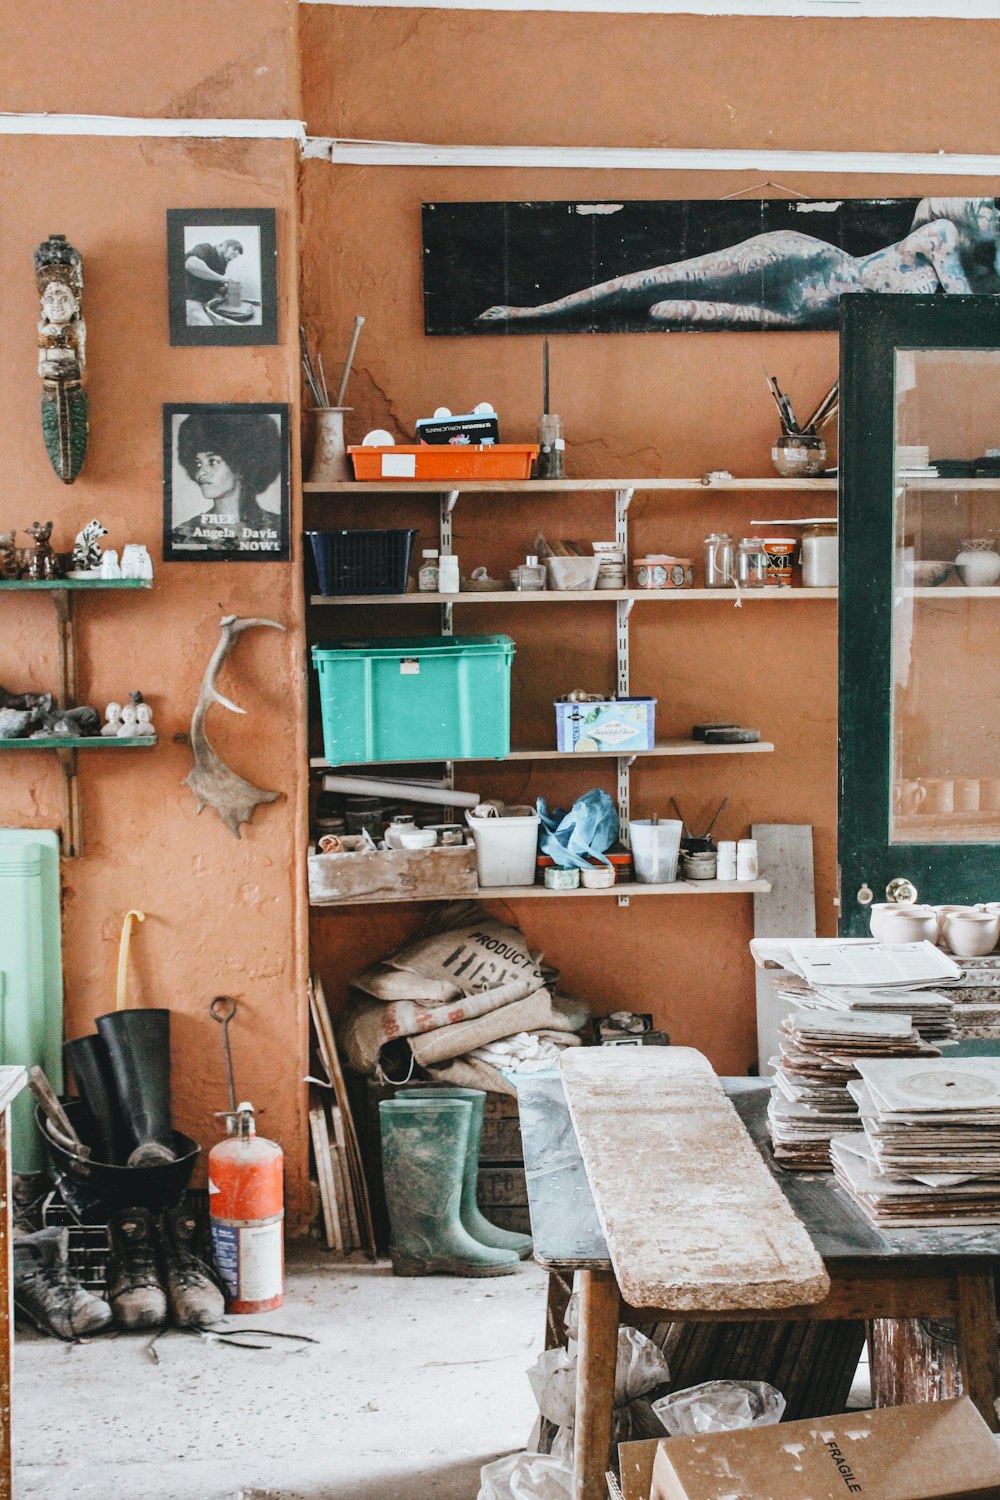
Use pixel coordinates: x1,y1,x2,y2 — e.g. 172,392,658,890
617,1397,1000,1500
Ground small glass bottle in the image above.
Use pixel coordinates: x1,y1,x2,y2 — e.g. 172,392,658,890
736,538,768,588
536,413,565,479
418,549,439,592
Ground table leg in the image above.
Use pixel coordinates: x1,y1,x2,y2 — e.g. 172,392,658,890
957,1271,999,1432
574,1268,619,1500
0,1111,12,1498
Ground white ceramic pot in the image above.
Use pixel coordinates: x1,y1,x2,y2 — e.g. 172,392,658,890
932,904,973,946
875,905,938,945
955,538,1000,588
942,909,1000,957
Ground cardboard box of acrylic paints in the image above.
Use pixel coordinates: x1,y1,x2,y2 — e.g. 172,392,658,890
555,697,656,753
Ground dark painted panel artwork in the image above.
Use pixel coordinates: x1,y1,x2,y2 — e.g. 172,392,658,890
422,197,1000,335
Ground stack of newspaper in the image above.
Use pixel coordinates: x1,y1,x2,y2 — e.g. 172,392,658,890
768,1009,938,1170
831,1056,1000,1227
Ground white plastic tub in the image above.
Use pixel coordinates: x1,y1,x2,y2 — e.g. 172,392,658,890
629,819,682,884
465,806,541,887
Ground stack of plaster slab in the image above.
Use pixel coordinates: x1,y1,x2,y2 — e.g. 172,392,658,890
767,1009,938,1171
786,982,958,1045
832,1056,1000,1226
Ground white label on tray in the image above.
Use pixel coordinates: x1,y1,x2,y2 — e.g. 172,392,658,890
590,718,642,745
382,452,416,477
400,658,420,675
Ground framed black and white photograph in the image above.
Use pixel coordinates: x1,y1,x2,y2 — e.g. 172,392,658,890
167,208,278,345
162,403,289,562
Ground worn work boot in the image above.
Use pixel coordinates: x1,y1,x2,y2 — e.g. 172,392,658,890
107,1206,167,1330
13,1227,113,1340
379,1098,519,1277
405,1087,533,1259
159,1204,225,1329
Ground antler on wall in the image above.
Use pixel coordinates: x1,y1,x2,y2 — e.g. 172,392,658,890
183,614,287,838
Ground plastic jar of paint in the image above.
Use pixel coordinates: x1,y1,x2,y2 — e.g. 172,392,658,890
801,523,838,588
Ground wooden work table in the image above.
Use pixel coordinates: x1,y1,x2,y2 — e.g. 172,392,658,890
518,1052,1000,1500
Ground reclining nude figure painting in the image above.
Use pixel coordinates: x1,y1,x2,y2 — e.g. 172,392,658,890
471,198,1000,332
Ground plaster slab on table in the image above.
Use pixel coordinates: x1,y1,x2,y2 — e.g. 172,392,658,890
559,1046,830,1312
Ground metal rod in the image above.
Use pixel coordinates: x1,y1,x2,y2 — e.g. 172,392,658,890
334,315,365,408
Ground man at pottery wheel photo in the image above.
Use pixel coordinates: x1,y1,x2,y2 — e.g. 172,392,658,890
171,410,285,555
183,237,243,325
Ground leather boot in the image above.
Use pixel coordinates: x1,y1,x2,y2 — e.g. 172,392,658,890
379,1098,519,1277
96,1010,176,1166
13,1227,113,1340
405,1087,533,1259
107,1206,167,1330
159,1204,225,1329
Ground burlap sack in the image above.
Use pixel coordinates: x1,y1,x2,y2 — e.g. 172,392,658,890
353,904,546,1003
408,989,578,1067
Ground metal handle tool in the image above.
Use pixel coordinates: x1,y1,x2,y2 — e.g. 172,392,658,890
210,996,238,1113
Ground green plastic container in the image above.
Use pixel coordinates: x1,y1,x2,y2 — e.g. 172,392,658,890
312,634,515,764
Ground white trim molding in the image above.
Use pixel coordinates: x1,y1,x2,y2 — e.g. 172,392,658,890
305,138,1000,176
0,114,307,143
301,0,1000,15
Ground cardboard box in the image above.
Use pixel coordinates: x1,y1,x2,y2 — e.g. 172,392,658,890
617,1400,1000,1500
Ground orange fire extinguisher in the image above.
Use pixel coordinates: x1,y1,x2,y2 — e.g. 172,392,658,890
209,1101,284,1313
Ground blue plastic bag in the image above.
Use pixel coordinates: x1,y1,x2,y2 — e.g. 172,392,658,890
536,790,619,870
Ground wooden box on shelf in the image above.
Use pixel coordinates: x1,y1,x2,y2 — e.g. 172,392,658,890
308,844,478,905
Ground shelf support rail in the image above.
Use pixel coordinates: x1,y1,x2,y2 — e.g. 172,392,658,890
615,488,634,905
51,590,82,857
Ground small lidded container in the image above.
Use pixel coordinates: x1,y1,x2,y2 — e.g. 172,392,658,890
801,522,838,588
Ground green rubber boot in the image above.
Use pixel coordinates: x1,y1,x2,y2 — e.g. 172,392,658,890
406,1087,533,1260
379,1099,519,1277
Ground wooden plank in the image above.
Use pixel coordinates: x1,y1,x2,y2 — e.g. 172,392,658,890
311,978,377,1258
311,879,771,908
307,845,477,905
0,1110,11,1500
330,1104,361,1252
304,477,838,494
750,824,816,1077
308,1098,342,1253
545,1269,573,1351
560,1049,829,1312
310,739,776,766
957,1270,1000,1430
310,587,836,606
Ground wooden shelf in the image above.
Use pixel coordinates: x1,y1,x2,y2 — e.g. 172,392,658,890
311,587,838,605
0,579,151,591
903,586,1000,598
311,738,774,769
0,737,157,750
311,877,771,907
305,477,837,495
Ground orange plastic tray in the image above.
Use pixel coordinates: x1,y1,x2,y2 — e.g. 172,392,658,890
349,444,539,482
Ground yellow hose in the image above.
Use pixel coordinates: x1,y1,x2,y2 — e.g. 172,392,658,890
116,909,146,1010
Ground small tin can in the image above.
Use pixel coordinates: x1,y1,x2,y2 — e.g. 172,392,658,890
426,823,464,846
544,866,580,890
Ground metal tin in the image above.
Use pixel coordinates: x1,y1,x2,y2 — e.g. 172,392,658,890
581,865,615,889
426,823,464,846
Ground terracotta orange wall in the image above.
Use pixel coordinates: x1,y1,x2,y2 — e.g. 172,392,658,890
1,4,311,1227
300,7,1000,1076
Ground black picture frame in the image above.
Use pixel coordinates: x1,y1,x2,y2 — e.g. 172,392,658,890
167,208,278,345
162,403,290,562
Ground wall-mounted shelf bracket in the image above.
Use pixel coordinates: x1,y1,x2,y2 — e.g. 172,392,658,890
54,746,81,858
444,489,460,518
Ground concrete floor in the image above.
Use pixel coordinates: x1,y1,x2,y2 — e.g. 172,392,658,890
14,1248,549,1500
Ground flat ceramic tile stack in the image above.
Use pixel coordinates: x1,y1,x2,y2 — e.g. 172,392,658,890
768,1009,937,1171
783,979,958,1044
831,1056,1000,1226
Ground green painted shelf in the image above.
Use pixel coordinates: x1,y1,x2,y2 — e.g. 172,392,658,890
0,737,157,750
0,579,151,591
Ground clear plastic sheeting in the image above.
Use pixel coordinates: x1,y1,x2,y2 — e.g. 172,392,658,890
477,1452,573,1500
529,1324,670,1429
651,1378,785,1437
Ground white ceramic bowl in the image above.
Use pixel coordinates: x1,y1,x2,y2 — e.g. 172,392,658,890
875,905,939,945
942,909,1000,957
931,904,974,945
398,829,437,850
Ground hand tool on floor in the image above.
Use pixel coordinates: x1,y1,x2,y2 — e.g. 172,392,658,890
28,1065,90,1160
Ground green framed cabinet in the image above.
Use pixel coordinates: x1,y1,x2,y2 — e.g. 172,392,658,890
839,294,1000,934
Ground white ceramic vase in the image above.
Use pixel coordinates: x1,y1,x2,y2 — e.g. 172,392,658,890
955,538,1000,588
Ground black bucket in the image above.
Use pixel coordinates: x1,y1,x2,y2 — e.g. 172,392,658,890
37,1100,199,1223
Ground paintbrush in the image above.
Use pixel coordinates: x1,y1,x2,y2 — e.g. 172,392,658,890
335,315,366,409
763,370,798,434
702,797,728,840
670,797,689,839
804,380,839,433
543,339,550,415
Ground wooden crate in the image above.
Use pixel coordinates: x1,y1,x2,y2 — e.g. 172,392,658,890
308,845,478,905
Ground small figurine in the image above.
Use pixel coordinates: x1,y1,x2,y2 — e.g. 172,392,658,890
101,702,122,737
35,234,89,484
116,704,143,738
120,543,153,580
71,519,107,576
0,531,20,581
23,521,61,581
100,549,121,580
135,703,155,738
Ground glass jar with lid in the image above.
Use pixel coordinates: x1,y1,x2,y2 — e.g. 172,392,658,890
801,521,838,588
735,538,768,588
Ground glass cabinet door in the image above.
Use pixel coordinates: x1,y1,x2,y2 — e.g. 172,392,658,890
840,294,1000,934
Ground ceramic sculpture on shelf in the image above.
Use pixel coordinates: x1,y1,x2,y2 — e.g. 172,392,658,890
135,703,155,738
70,519,107,577
35,234,89,484
101,703,122,738
116,704,142,738
120,543,153,580
100,550,121,580
23,522,61,581
0,532,19,581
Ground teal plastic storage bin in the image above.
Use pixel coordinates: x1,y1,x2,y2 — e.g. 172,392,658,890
312,635,515,764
